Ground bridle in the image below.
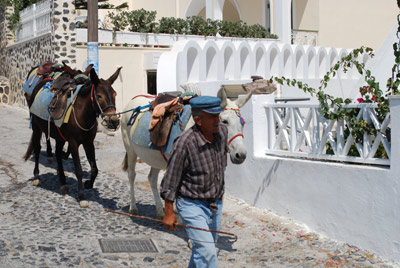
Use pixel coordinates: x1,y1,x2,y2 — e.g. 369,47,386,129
224,108,245,145
72,84,118,132
90,84,117,117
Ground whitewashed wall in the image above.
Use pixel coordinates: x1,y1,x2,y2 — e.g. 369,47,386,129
225,94,400,264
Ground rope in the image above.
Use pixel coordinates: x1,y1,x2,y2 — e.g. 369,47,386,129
104,209,238,243
72,104,97,131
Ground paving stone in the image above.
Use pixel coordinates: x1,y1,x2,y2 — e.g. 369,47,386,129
0,103,398,267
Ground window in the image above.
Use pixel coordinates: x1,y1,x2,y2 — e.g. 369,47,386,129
147,71,157,95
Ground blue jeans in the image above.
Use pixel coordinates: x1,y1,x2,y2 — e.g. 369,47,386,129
176,197,223,268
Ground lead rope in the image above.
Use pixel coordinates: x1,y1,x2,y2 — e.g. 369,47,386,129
104,209,238,244
72,104,97,131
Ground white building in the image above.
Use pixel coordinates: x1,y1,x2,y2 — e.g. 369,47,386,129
74,1,400,263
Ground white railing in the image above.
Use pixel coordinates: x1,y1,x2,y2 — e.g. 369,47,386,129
264,103,391,166
15,0,51,43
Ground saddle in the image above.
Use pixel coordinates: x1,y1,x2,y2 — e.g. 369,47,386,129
149,92,184,147
38,61,55,75
48,75,76,120
242,75,277,94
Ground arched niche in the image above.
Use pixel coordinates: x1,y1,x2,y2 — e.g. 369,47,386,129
294,46,305,79
283,48,292,78
255,46,266,76
224,46,235,80
269,47,279,76
240,47,250,79
338,49,349,78
187,47,200,82
318,48,328,78
306,47,317,79
206,47,218,81
329,49,338,68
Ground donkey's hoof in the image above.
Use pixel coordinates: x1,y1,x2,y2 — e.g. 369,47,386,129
129,208,139,215
187,239,193,249
79,200,89,208
156,211,165,220
47,157,53,164
60,185,69,192
84,180,93,189
32,179,40,186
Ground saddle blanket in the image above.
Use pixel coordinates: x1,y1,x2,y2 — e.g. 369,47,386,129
132,105,192,155
23,68,62,95
30,84,82,127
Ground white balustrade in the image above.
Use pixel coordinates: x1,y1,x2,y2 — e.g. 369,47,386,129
264,102,390,166
156,40,366,94
15,0,51,43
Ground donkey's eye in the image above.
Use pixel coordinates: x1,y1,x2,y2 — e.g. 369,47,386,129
222,120,228,124
96,95,102,99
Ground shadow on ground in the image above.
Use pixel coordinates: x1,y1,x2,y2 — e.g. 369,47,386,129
110,204,237,253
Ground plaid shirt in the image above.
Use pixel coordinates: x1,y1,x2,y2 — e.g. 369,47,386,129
160,123,228,206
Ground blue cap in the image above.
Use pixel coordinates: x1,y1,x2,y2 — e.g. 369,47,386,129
189,96,224,114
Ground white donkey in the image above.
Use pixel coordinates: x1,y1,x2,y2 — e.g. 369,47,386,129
121,87,252,218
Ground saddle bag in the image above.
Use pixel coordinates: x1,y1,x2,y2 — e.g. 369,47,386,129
48,76,76,120
149,104,183,147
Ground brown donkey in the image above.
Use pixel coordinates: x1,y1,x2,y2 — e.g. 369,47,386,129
24,67,121,206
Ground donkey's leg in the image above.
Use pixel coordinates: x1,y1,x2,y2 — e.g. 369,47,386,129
32,124,42,186
69,141,85,202
126,151,139,215
82,142,98,189
44,133,53,163
55,140,68,192
148,167,164,219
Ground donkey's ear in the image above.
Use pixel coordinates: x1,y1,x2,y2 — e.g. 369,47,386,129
83,64,94,76
236,91,252,108
217,87,228,109
107,66,122,85
90,68,99,86
63,62,78,77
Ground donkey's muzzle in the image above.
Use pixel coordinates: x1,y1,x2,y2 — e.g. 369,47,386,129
102,114,120,131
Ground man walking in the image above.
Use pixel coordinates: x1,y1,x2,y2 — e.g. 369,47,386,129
160,96,228,268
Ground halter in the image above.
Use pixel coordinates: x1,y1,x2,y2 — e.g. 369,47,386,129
90,84,117,117
224,108,245,145
72,84,118,132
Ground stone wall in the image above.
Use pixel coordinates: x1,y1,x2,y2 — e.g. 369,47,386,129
53,0,76,67
0,0,76,107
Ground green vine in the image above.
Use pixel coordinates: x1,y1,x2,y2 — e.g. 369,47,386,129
269,13,400,158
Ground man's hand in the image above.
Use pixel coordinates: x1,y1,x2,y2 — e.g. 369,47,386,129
163,200,177,231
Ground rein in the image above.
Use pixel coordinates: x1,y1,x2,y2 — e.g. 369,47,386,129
104,209,238,243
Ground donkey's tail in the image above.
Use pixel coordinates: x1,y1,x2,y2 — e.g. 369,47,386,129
23,135,33,161
122,153,128,172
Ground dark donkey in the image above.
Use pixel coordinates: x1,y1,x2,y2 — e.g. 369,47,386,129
24,62,94,161
24,67,121,207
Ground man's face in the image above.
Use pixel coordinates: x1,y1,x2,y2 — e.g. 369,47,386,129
195,112,221,134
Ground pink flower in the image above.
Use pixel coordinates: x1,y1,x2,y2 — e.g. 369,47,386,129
357,98,364,103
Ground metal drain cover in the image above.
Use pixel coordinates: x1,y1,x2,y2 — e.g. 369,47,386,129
99,239,158,253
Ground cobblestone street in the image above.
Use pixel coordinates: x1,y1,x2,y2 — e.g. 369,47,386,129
0,104,398,268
